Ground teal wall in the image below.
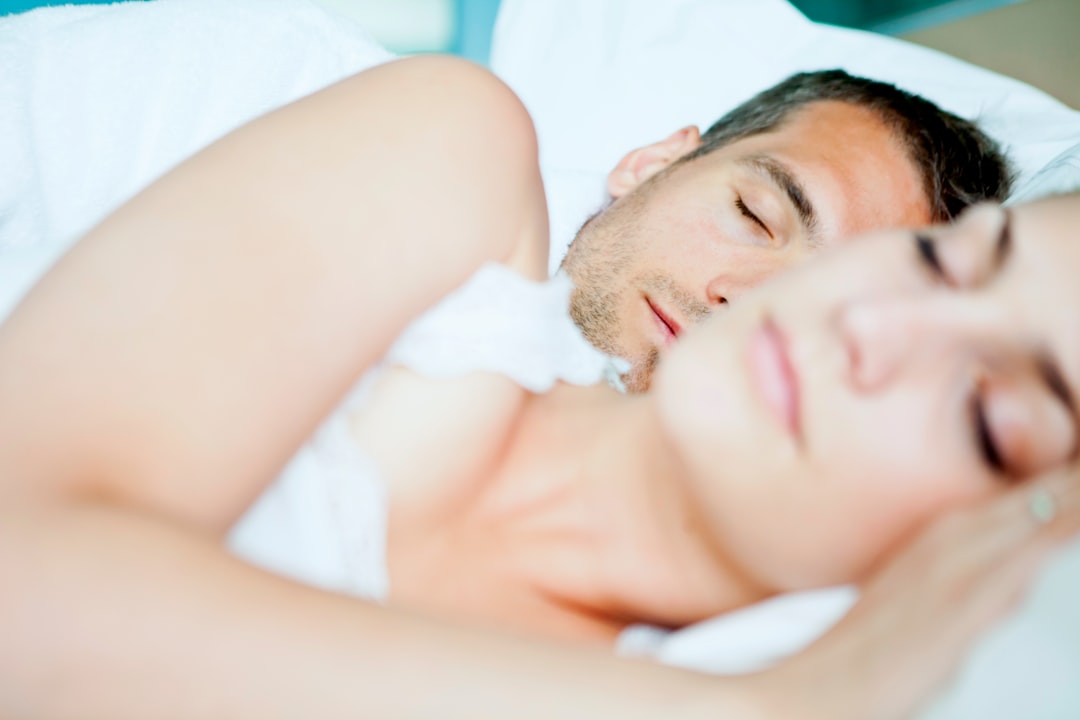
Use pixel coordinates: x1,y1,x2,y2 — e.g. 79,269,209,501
788,0,1022,33
1,0,145,14
453,0,500,65
0,0,1025,42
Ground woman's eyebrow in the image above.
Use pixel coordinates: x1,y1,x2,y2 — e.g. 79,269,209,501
1037,348,1078,450
995,207,1013,267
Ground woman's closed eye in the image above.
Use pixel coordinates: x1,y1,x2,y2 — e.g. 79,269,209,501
971,387,1007,477
969,369,1079,481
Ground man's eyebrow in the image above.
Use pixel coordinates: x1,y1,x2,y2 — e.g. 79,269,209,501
738,155,819,241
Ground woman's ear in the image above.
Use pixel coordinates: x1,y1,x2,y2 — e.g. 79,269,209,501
606,126,702,198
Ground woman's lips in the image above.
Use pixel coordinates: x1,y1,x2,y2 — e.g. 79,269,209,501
748,316,802,440
646,297,681,347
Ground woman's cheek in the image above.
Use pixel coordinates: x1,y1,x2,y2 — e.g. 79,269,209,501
804,435,950,566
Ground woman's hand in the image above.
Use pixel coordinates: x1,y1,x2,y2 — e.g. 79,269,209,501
751,469,1080,720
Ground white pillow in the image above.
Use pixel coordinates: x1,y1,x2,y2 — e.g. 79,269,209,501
490,0,1080,272
1010,142,1080,204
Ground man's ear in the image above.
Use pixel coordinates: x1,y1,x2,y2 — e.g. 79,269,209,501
607,126,702,198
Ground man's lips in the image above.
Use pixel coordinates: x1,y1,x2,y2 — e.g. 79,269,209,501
646,297,682,347
748,316,802,441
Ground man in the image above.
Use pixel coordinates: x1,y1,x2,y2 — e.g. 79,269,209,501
561,70,1013,391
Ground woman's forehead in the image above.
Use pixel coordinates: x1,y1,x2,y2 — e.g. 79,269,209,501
1013,191,1080,233
1011,194,1080,290
1010,194,1080,407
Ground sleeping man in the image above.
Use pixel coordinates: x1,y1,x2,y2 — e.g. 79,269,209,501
0,3,1011,389
559,70,1013,391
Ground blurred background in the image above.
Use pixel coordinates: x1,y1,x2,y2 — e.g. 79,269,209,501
1,0,1075,108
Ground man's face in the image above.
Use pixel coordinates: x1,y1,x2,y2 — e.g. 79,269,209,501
561,100,932,391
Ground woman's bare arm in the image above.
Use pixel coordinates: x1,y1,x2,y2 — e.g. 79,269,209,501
0,56,548,531
0,501,748,720
2,461,1076,720
0,56,745,720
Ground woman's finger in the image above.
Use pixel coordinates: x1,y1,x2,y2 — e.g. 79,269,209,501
908,468,1080,585
784,469,1080,720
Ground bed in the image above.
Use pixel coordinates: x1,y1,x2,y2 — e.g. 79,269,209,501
1,1,1079,717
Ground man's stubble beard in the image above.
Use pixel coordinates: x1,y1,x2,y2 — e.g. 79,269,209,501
563,210,632,356
562,185,713,392
561,196,661,391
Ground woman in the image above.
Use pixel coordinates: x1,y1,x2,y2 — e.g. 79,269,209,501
0,56,1077,719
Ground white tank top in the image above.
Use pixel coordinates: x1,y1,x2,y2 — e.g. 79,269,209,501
228,263,625,600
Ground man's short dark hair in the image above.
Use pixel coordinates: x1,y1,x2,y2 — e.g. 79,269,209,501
682,69,1013,222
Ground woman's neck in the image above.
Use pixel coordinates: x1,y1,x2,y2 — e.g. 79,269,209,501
424,382,772,642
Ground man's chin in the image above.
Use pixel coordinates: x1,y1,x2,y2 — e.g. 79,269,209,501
621,348,661,393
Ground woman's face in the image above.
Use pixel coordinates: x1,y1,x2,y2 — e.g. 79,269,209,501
654,193,1080,591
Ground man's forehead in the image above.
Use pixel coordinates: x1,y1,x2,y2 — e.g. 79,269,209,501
714,101,897,166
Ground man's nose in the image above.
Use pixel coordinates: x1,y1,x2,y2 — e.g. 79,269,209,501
836,295,1010,391
705,276,730,306
704,248,803,308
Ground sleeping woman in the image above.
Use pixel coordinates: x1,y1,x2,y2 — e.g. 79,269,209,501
1,56,1078,720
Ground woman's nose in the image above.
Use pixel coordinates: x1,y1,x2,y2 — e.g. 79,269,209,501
835,295,1008,391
